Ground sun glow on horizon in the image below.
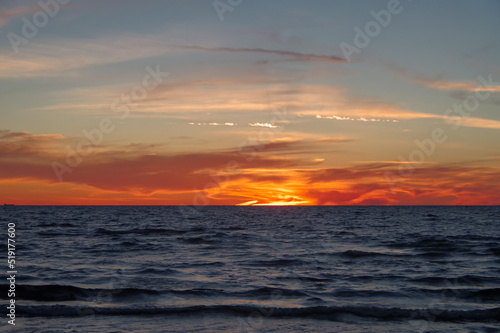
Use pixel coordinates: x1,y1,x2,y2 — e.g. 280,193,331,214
251,200,311,206
236,197,312,206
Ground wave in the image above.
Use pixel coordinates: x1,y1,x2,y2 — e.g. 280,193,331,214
430,288,500,302
37,231,77,237
38,222,77,228
12,304,500,322
94,228,231,244
330,289,401,298
0,285,307,301
6,283,498,304
400,287,500,302
238,287,307,297
244,259,307,267
136,267,180,275
455,288,500,302
176,235,226,244
386,237,459,251
410,275,500,285
386,236,500,255
95,227,189,236
0,284,160,302
277,276,332,282
417,251,451,258
337,250,411,258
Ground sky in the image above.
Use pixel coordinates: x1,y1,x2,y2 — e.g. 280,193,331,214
0,0,499,205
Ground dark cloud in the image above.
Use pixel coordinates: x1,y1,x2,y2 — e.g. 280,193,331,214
176,45,346,63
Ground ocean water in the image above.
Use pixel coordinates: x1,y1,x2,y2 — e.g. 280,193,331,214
1,206,500,333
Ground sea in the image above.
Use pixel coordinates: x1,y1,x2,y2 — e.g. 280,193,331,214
1,206,499,332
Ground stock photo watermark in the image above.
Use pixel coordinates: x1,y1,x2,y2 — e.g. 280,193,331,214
6,222,17,326
236,289,285,333
408,249,479,333
236,233,334,332
385,74,499,188
340,0,409,62
213,0,243,22
7,0,71,53
51,65,169,182
64,269,135,333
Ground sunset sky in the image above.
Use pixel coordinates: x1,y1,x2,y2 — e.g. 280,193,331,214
1,0,499,205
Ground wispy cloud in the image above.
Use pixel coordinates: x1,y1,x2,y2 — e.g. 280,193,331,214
455,117,500,130
0,4,39,28
0,34,169,78
316,115,398,122
249,122,280,128
413,76,500,92
33,74,452,129
176,45,347,63
188,122,236,126
381,60,500,92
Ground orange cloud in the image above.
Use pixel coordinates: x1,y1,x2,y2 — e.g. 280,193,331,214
1,130,499,205
413,76,500,92
301,165,500,205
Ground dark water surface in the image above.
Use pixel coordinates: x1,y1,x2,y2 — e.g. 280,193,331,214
1,206,499,332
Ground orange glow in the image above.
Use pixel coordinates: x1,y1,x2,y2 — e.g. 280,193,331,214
251,200,311,206
1,130,499,205
2,162,500,206
236,200,259,206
